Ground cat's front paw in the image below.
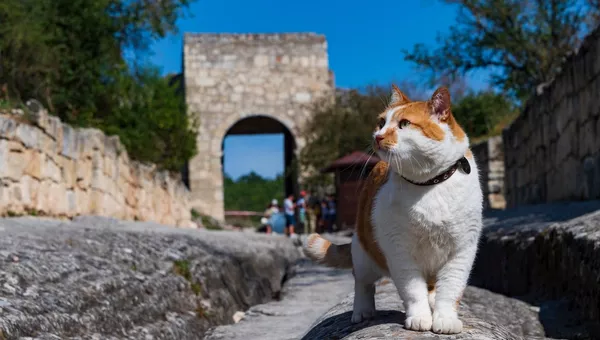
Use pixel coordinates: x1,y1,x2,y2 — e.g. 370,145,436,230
404,313,433,331
351,306,376,323
432,310,463,334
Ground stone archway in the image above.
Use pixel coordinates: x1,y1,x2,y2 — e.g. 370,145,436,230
183,32,334,221
222,115,298,205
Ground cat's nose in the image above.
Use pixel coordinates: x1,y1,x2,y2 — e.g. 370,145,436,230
375,135,384,148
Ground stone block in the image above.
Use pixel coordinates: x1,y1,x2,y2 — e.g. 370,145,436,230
76,158,93,189
0,140,28,180
74,187,90,215
556,121,575,164
47,182,68,216
33,180,50,213
13,123,39,149
5,182,25,214
61,124,79,159
89,189,106,215
24,150,43,180
91,151,103,171
41,156,62,183
58,156,77,189
91,169,110,191
103,155,117,179
77,128,105,158
20,175,40,209
578,118,597,157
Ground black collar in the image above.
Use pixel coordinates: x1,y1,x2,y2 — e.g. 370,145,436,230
402,157,471,186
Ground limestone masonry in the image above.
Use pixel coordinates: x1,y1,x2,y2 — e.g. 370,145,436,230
0,107,193,227
184,33,334,221
472,136,506,210
503,26,600,207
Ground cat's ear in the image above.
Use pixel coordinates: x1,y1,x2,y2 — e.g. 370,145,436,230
429,86,451,121
390,84,410,106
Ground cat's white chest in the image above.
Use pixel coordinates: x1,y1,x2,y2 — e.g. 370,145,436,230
373,179,452,232
372,177,462,272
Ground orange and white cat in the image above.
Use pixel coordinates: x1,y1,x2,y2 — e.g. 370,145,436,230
303,85,483,334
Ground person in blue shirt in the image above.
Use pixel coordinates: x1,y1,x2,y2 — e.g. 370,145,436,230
283,194,296,236
325,194,337,233
319,200,328,233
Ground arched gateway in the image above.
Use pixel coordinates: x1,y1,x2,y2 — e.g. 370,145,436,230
183,33,334,221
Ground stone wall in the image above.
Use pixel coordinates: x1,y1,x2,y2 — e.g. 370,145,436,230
503,27,600,207
0,107,193,227
471,201,600,333
472,136,506,210
184,33,333,221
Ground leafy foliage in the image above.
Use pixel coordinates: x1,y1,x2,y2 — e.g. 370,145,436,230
98,67,198,171
224,172,285,212
452,91,518,141
299,87,388,188
0,0,197,171
403,0,600,101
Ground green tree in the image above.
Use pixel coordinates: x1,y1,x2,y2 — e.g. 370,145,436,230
403,0,600,101
224,172,285,212
300,87,388,188
452,91,518,141
0,0,197,171
98,66,198,171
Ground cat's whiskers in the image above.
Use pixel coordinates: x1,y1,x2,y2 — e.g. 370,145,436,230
407,155,417,177
387,152,396,201
355,147,376,195
411,155,424,171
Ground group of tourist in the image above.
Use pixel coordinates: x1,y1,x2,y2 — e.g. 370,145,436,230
259,191,337,236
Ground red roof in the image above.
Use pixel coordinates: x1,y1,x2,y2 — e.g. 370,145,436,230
321,151,381,173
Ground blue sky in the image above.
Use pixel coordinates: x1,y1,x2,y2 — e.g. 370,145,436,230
149,0,488,180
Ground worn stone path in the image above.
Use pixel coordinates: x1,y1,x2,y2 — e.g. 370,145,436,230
203,258,354,340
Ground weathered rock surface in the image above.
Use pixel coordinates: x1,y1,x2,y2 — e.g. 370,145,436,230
301,279,549,340
473,200,600,339
0,216,301,339
203,259,354,340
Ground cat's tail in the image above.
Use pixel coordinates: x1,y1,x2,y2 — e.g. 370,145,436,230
302,233,353,269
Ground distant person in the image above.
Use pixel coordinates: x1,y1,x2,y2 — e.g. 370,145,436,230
313,198,322,234
297,191,308,234
307,192,318,234
283,194,296,236
325,194,337,233
257,216,272,234
319,199,329,233
265,199,279,217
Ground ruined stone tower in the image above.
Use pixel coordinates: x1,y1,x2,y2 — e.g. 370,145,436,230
183,33,333,221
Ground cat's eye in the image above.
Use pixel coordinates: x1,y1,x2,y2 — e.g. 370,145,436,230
398,119,411,129
377,118,385,129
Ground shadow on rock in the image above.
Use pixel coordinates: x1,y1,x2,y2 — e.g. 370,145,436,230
301,310,405,340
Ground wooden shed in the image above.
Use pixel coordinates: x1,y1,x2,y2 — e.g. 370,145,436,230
321,151,381,230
